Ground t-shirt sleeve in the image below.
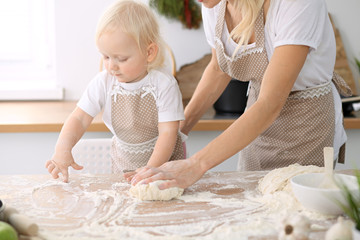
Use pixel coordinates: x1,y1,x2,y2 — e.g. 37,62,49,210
77,71,108,117
202,4,217,49
155,73,185,122
272,0,328,50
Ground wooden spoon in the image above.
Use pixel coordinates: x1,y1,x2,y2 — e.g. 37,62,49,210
319,147,337,189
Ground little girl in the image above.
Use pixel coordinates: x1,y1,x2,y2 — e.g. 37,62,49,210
45,0,185,182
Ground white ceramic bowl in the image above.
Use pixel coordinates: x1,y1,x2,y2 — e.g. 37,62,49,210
291,173,359,215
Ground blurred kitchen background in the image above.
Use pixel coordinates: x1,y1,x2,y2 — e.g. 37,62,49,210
0,0,359,174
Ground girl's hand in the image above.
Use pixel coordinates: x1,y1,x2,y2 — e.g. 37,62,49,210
129,157,206,190
45,152,83,183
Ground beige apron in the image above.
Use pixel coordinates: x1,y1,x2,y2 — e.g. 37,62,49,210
214,0,350,171
110,81,184,173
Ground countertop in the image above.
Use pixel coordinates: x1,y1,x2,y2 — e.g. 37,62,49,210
0,171,341,239
0,101,360,133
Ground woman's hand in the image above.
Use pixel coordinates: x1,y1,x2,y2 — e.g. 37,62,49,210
45,152,83,183
126,157,206,190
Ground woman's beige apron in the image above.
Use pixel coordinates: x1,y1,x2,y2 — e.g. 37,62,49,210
109,82,184,173
214,0,351,171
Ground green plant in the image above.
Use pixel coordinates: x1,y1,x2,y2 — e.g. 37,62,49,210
149,0,202,29
355,58,360,73
337,170,360,230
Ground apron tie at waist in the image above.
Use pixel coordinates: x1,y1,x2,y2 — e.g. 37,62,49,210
288,82,332,100
332,71,352,97
112,136,158,154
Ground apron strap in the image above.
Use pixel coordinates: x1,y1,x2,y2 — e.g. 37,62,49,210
332,71,352,97
337,143,346,164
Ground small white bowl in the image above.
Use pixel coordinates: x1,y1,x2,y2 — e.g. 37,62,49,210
291,173,359,215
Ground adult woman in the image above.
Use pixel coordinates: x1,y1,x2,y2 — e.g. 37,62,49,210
127,0,351,189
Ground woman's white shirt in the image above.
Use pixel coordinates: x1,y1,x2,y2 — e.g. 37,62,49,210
202,0,336,90
202,0,346,158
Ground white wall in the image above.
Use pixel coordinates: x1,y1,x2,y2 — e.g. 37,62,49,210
1,130,359,175
54,0,210,100
326,0,360,91
55,0,360,100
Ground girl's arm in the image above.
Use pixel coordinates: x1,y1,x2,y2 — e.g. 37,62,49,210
146,121,180,167
180,48,232,135
45,106,94,182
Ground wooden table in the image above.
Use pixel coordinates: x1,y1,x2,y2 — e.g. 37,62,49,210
0,101,235,132
1,101,359,132
0,172,339,240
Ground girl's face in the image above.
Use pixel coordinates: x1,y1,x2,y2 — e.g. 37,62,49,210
197,0,221,8
97,29,148,83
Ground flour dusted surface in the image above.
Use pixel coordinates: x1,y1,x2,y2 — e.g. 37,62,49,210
0,169,340,240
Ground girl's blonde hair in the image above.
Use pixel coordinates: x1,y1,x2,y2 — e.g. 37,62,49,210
96,0,165,71
230,0,264,58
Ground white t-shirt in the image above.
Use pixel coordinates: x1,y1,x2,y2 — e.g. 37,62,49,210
202,0,346,158
77,69,185,135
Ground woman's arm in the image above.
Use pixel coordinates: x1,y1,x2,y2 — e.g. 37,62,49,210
130,44,309,189
194,45,309,171
45,106,94,182
180,48,232,135
146,121,179,167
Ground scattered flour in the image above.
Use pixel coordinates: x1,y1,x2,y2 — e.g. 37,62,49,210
0,167,338,240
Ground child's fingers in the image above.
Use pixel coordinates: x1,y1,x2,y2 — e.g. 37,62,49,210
61,169,69,183
71,162,83,170
46,162,56,174
45,160,52,168
51,167,61,179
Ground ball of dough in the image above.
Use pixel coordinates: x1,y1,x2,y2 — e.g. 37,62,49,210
129,180,184,201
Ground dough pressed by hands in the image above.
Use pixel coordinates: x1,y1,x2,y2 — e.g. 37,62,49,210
129,180,184,201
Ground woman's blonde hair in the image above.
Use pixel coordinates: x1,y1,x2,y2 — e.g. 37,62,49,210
95,0,165,71
230,0,264,58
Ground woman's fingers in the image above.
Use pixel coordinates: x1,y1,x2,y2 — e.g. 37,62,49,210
129,158,205,190
138,170,170,185
124,171,136,182
157,179,178,190
124,167,149,182
130,168,180,190
131,167,162,186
